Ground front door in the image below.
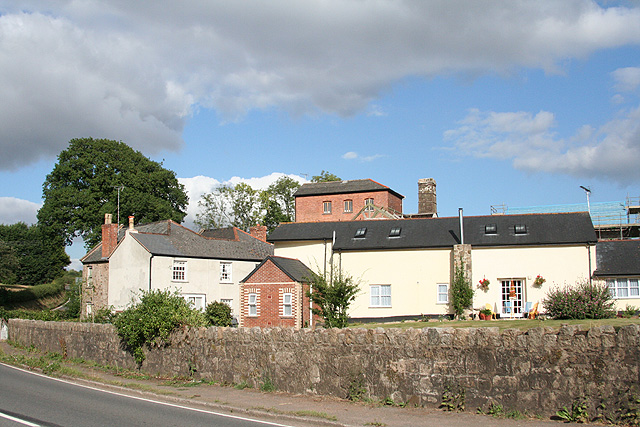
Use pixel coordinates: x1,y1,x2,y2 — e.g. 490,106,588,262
501,279,524,317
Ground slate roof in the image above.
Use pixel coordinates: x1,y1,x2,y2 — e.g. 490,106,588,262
294,179,404,199
268,212,597,250
82,221,273,263
593,240,640,277
241,255,315,283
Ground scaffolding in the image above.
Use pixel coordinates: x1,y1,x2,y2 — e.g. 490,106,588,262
490,196,640,240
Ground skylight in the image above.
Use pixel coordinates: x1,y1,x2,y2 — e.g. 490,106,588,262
354,227,367,238
485,224,497,234
514,224,527,235
389,227,401,237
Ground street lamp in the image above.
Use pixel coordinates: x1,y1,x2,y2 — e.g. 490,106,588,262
580,185,591,216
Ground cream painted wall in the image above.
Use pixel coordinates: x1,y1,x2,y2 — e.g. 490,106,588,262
275,239,597,320
471,245,594,316
593,278,640,312
108,233,261,315
338,249,453,318
274,240,332,275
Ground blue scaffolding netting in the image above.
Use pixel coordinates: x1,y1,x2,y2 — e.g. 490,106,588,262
500,200,639,227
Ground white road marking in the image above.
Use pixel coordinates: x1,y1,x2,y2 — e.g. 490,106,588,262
0,411,41,427
1,363,296,427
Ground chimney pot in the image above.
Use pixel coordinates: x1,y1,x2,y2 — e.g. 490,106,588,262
105,213,112,225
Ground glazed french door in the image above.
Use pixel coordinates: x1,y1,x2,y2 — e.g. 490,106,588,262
501,279,524,317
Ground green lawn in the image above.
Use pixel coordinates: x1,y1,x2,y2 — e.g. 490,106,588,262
351,317,640,331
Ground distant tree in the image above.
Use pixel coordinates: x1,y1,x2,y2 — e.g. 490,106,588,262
306,268,359,328
265,176,300,221
311,170,341,183
195,183,262,232
37,138,188,248
0,223,69,286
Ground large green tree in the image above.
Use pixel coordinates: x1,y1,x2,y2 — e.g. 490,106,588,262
0,223,69,285
37,138,188,248
195,176,300,233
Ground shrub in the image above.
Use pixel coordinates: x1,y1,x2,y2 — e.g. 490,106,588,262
543,280,615,320
450,257,473,318
204,301,232,326
113,289,207,364
306,268,359,328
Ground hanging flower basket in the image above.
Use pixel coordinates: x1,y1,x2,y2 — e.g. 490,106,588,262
477,278,490,292
533,275,546,288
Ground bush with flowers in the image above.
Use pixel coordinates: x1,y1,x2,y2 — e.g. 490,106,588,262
542,280,615,320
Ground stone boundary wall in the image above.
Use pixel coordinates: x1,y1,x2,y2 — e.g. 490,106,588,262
7,319,640,416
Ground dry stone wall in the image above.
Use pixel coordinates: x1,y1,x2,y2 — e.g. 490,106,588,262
7,319,640,417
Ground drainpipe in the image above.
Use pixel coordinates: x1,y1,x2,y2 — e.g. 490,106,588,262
588,245,592,285
458,208,464,245
148,255,154,291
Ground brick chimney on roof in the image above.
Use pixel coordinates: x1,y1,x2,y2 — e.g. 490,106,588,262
101,213,118,258
418,178,437,217
249,225,267,242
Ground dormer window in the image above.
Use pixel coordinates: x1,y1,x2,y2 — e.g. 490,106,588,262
354,227,367,238
485,224,497,235
514,224,527,235
389,227,401,237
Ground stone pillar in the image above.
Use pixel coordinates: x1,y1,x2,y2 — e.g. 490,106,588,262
453,244,472,282
418,178,437,216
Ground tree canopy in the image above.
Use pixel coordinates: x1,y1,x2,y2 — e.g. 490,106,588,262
0,223,69,286
306,268,359,328
311,170,341,182
37,138,188,248
195,176,300,233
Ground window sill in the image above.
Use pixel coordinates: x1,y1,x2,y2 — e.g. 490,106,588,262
368,306,392,309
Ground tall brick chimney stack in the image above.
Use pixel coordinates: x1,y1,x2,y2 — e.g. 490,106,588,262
249,225,268,242
128,216,136,233
418,178,437,217
101,213,118,258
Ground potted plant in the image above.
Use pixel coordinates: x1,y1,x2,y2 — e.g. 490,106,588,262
479,308,493,320
533,275,546,288
477,278,490,292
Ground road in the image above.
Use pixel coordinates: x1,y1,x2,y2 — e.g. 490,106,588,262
0,363,296,427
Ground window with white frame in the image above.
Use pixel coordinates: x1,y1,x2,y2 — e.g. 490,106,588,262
220,262,232,283
437,283,449,304
370,285,391,307
86,266,93,288
282,293,292,316
323,201,332,214
344,199,353,213
248,293,257,316
183,294,206,311
364,198,374,212
172,260,187,282
607,278,640,298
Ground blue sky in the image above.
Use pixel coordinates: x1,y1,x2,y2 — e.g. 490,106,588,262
1,1,639,267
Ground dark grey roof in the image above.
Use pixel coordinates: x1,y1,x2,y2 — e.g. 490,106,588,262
200,228,238,240
268,212,597,250
294,179,404,199
241,256,315,283
82,221,273,263
594,240,640,277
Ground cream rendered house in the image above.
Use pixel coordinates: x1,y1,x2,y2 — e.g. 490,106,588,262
269,212,597,320
81,215,273,318
593,239,640,311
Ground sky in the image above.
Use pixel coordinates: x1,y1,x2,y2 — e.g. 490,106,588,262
1,1,639,269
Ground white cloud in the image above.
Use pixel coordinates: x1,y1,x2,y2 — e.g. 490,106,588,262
1,1,640,169
0,197,40,225
612,67,640,93
342,151,385,162
446,106,640,183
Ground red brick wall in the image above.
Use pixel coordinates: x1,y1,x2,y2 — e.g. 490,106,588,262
295,191,403,222
240,259,312,328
